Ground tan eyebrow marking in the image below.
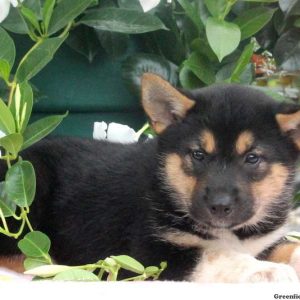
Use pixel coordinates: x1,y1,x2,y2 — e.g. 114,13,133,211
200,130,216,154
235,131,254,155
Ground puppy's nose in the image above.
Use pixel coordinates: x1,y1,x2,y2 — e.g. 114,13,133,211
208,193,233,218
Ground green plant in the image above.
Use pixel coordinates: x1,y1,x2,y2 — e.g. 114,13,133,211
0,0,165,281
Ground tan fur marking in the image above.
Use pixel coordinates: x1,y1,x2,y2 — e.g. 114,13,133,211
268,243,300,264
0,255,25,273
201,130,216,154
165,154,197,205
235,131,254,155
276,111,300,132
251,163,289,208
141,73,195,133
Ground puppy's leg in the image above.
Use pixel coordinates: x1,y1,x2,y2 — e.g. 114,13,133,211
0,255,25,273
190,250,298,283
265,241,300,278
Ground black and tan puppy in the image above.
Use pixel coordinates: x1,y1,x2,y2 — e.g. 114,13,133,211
1,73,300,282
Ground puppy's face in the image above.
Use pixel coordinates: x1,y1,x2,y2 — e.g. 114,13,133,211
142,73,300,231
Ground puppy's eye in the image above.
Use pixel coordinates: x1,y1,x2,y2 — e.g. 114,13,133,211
191,150,206,161
245,153,260,164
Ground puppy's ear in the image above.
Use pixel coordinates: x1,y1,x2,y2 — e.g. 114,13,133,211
141,73,195,133
276,106,300,150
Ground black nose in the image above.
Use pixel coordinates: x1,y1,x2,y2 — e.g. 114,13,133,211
208,193,233,218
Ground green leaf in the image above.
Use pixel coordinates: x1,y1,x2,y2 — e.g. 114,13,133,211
183,52,215,85
295,18,300,28
15,36,67,83
177,0,203,32
0,182,16,217
241,0,278,2
22,113,68,150
230,43,254,82
21,6,41,32
206,17,241,62
0,98,16,135
53,269,99,281
145,266,159,276
111,255,144,274
10,82,33,133
0,59,11,82
43,0,56,32
24,257,50,271
25,265,73,277
18,231,51,258
179,66,203,89
66,26,100,62
0,133,23,156
96,30,129,58
1,8,29,34
80,8,168,34
48,0,94,35
204,0,227,18
122,53,178,95
117,0,142,11
0,27,16,67
5,160,36,207
234,7,276,40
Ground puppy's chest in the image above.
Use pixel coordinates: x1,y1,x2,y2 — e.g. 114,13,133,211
162,226,287,257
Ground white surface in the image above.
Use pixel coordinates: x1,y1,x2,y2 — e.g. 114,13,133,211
0,281,299,300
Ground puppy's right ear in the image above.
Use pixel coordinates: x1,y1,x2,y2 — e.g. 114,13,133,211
276,105,300,150
141,73,195,134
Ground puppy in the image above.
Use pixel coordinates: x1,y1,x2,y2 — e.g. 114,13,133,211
1,73,300,282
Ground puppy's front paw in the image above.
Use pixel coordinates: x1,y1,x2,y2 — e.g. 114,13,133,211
290,246,300,278
245,262,298,283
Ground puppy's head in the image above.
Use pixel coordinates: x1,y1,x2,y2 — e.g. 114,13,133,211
141,73,300,231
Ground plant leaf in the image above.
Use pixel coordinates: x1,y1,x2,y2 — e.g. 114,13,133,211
48,0,94,35
53,269,99,281
0,59,11,82
80,8,168,34
10,82,33,133
24,257,50,271
0,133,23,156
230,43,254,82
111,255,144,274
234,7,276,40
206,17,241,62
0,98,16,135
5,160,36,207
22,113,67,150
0,182,16,217
21,6,41,32
25,265,73,277
177,0,203,32
15,36,67,83
183,52,215,85
204,0,227,18
0,27,15,68
18,231,51,258
43,0,56,32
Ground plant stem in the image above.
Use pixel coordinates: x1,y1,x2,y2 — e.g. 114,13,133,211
58,22,73,38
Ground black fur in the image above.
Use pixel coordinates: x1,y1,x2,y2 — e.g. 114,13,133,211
0,84,299,281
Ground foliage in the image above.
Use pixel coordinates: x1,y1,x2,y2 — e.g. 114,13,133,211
18,231,166,281
0,0,165,281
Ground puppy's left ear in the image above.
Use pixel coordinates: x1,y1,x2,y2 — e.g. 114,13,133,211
141,73,195,134
276,107,300,149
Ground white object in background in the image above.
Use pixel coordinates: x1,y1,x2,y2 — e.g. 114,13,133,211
93,122,138,144
0,0,24,23
93,121,107,140
139,0,172,12
139,0,160,12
